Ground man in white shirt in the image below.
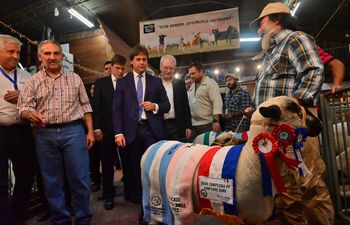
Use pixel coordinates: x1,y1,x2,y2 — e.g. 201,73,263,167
0,34,35,225
92,54,126,210
160,55,192,141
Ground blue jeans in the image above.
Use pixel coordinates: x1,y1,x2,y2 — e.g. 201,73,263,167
35,123,92,225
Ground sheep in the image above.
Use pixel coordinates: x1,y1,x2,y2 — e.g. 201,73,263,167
212,25,239,45
192,32,216,47
141,96,322,225
145,37,161,55
159,34,184,53
193,131,249,146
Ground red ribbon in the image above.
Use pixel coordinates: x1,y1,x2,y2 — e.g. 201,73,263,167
253,133,286,193
272,124,296,150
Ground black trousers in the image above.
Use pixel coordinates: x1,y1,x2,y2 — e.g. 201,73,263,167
0,124,35,225
100,135,118,199
122,122,157,203
89,141,101,185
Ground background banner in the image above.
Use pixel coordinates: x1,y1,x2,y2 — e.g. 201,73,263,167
139,8,240,58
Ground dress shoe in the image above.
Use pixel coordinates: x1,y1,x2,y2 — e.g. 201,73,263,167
36,210,50,222
90,182,100,192
98,194,105,201
103,198,114,210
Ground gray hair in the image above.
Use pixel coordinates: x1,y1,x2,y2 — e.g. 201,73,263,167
160,54,177,68
0,34,22,51
38,40,62,53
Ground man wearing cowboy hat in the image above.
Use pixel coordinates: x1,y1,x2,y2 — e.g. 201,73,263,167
222,73,251,132
249,2,333,225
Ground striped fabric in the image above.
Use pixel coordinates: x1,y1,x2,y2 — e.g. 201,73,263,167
166,144,211,225
196,145,244,215
141,140,184,224
252,29,323,108
18,69,92,125
193,131,222,145
193,131,249,146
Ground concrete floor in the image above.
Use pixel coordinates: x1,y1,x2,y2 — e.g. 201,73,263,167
26,171,141,225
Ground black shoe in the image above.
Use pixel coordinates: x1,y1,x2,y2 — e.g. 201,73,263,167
90,183,100,192
36,210,50,222
138,212,147,225
103,198,114,210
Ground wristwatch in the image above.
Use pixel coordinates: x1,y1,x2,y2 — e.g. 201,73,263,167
213,119,220,123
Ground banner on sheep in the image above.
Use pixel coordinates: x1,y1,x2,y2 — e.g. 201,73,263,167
139,8,240,58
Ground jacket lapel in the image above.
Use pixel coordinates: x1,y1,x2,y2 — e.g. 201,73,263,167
127,73,138,101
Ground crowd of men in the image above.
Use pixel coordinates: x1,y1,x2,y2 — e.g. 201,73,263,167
0,2,346,225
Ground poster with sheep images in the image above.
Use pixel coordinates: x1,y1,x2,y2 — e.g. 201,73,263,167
139,8,240,58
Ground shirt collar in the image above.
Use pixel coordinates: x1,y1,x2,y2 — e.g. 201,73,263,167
0,65,16,74
272,29,292,45
43,67,63,79
133,71,145,78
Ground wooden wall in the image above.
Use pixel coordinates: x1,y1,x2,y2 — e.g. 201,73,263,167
61,23,132,84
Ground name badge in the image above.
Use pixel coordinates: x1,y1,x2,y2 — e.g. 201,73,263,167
199,176,233,204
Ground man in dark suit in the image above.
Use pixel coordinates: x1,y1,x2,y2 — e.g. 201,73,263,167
113,44,170,207
93,55,126,210
160,55,192,141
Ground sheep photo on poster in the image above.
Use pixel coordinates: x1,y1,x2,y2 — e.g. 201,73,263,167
139,8,240,58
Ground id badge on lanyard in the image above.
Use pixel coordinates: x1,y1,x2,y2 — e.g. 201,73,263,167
0,67,18,90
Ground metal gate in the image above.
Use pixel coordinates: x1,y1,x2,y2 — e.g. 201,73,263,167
320,86,350,224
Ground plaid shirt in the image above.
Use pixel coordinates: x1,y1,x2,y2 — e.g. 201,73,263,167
223,86,251,131
18,69,92,125
252,29,323,108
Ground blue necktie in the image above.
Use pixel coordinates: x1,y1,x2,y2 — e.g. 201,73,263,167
137,74,143,121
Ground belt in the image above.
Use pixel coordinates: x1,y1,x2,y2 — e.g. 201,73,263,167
44,120,82,128
138,119,148,125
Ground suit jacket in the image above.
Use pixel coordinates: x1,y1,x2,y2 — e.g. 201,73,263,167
92,76,114,136
113,72,170,144
172,79,192,138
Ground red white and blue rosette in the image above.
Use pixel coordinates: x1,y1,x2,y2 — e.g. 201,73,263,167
292,128,309,176
253,133,284,194
272,124,295,150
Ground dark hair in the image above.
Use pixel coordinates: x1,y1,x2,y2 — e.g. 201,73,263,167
104,61,112,67
129,44,148,60
188,62,204,72
268,13,299,31
111,54,127,66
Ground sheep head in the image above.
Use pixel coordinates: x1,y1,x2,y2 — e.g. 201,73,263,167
252,96,322,137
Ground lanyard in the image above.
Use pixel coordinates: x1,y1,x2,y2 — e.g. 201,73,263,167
0,67,18,90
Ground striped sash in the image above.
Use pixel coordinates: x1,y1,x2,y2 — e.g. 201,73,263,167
141,140,184,224
166,144,211,225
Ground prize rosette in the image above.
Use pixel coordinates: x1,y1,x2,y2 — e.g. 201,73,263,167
292,128,309,176
252,133,286,193
272,124,295,150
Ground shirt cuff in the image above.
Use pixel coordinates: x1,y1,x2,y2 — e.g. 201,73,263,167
94,129,102,133
114,134,124,138
153,103,159,114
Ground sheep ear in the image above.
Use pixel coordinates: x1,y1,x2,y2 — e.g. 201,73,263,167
259,105,281,120
305,108,322,137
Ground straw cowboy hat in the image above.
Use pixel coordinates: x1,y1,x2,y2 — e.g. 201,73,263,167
249,2,290,31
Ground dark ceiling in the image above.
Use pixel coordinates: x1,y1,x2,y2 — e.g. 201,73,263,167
0,0,349,71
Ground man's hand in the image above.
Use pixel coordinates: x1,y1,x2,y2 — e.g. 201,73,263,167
141,101,156,111
115,135,126,148
331,84,342,93
212,122,221,132
185,128,192,139
25,111,45,128
86,132,95,149
222,113,232,120
4,90,19,104
94,130,104,142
